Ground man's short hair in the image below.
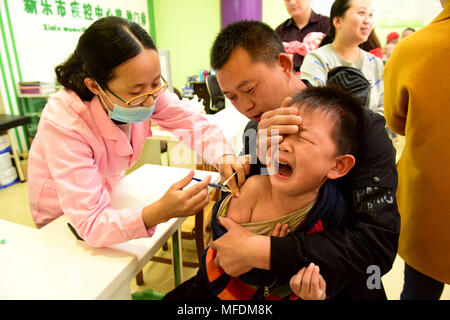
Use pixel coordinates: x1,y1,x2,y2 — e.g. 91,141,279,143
291,86,366,156
211,20,285,70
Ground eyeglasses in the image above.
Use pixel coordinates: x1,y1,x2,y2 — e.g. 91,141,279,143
102,76,169,107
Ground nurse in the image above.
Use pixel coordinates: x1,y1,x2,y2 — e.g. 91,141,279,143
27,16,244,247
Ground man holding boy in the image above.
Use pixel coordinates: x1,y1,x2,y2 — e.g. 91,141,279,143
210,21,400,299
166,86,367,299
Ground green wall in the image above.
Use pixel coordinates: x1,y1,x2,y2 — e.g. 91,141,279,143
153,0,221,92
262,0,290,29
152,0,290,92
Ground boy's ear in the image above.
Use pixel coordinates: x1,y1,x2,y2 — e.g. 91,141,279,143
327,154,356,180
278,53,294,75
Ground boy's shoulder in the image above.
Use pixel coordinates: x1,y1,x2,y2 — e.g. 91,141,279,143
242,175,271,193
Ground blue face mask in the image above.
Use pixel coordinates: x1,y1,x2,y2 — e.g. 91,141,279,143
98,90,157,123
105,101,156,123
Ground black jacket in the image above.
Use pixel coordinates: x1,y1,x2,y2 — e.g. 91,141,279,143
241,108,400,299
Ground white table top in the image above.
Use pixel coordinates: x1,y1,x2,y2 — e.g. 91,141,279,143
0,219,137,299
43,164,220,271
29,164,220,299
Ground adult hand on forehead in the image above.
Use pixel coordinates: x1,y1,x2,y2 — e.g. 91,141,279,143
256,96,303,163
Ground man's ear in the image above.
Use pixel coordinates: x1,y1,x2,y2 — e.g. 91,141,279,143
278,53,294,76
84,78,102,96
327,154,356,180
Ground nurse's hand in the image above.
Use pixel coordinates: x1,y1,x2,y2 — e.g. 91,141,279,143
142,170,211,228
217,154,251,198
257,97,302,163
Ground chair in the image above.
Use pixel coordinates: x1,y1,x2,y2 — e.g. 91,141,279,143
326,66,371,106
206,75,225,114
192,82,211,114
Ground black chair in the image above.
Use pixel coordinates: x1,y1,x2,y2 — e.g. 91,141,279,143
206,75,225,114
326,66,371,106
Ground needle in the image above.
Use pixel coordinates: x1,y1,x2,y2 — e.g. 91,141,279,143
192,177,230,192
221,171,237,188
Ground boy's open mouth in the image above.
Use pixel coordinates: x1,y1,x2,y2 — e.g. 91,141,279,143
278,161,293,177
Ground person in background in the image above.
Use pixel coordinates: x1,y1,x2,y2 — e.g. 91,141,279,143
383,0,450,300
27,17,245,248
359,29,382,59
382,31,399,61
300,0,384,116
205,20,399,299
276,0,330,72
400,27,415,40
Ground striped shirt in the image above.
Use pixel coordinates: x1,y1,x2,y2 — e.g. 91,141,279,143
300,44,384,115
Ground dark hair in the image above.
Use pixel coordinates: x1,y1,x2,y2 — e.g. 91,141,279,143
291,86,365,155
320,0,352,47
210,20,285,70
359,30,381,51
55,16,156,101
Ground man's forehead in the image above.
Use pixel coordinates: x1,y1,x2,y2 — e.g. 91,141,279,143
217,69,255,91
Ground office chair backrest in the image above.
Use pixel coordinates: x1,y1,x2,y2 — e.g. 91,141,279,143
206,75,225,113
326,66,371,107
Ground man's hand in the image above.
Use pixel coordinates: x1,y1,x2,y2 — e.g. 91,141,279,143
257,97,302,163
217,154,251,197
211,217,270,277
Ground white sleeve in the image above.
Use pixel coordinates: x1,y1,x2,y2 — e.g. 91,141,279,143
300,52,329,87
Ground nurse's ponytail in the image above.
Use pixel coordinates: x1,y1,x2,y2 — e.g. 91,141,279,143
55,52,91,101
319,0,352,47
54,16,156,101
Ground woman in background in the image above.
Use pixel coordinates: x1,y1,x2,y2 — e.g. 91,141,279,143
300,0,384,115
384,0,450,299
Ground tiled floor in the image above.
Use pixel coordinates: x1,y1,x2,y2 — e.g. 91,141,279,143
1,137,449,300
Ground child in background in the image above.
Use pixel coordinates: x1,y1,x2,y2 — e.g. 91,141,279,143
383,31,399,61
165,86,367,300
